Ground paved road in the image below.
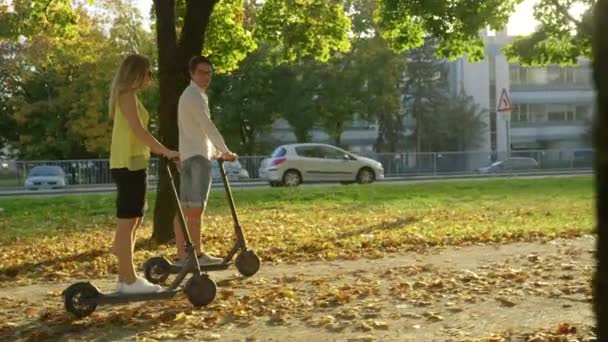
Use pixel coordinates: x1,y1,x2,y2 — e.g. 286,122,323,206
0,170,592,198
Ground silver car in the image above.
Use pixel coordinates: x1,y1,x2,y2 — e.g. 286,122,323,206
24,165,67,190
259,143,384,186
476,157,539,173
212,160,250,181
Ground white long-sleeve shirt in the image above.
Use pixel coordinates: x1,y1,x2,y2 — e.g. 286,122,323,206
178,81,230,161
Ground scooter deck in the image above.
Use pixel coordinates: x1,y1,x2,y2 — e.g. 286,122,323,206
96,289,181,305
168,262,232,274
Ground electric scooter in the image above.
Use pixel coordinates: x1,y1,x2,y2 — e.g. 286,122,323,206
142,158,260,284
63,159,217,318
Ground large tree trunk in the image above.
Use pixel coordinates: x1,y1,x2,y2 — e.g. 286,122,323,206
594,0,608,335
152,0,218,244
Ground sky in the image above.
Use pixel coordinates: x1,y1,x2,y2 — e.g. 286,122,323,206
132,0,548,37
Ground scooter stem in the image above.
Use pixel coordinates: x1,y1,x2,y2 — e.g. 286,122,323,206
218,159,248,250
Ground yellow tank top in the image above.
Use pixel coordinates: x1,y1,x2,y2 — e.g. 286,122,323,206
109,96,151,171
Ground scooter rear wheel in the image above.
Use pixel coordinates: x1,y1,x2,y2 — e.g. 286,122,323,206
63,282,100,318
236,250,261,277
143,257,171,284
185,274,217,307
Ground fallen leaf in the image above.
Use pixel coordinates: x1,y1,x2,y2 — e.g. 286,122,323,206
371,320,389,330
202,333,222,341
556,322,577,335
496,296,517,307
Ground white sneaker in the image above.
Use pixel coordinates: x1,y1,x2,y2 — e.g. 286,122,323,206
118,277,162,294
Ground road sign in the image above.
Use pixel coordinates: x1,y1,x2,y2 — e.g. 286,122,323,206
497,88,512,112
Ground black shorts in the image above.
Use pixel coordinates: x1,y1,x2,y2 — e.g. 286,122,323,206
111,168,147,219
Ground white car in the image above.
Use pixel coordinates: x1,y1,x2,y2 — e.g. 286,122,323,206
259,143,384,186
212,160,250,181
24,165,67,190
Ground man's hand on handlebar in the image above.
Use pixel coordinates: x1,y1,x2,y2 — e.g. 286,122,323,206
221,151,238,162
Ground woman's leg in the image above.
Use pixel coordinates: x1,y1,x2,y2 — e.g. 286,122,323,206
132,217,142,254
113,217,138,284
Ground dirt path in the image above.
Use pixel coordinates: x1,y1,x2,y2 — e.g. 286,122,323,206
0,236,596,341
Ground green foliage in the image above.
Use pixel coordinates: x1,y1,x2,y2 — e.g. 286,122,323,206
210,45,278,155
504,0,593,65
204,0,257,73
272,58,322,143
0,42,21,156
254,0,352,62
354,36,406,151
374,0,522,61
0,0,79,39
431,92,488,151
403,40,487,152
2,1,154,159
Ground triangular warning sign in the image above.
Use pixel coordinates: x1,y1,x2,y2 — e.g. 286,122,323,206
497,88,512,112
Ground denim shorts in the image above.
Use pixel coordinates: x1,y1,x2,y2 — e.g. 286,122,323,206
180,155,213,208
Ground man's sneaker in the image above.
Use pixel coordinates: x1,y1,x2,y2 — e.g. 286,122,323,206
198,252,224,265
118,276,162,294
174,252,224,267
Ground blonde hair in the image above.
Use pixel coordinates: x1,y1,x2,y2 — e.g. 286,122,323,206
108,54,151,119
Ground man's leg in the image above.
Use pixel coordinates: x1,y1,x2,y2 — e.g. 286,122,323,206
185,207,203,254
176,155,208,261
173,214,186,259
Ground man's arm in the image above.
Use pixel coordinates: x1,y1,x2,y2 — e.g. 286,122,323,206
186,91,231,154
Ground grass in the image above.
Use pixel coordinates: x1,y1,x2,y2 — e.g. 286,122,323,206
0,176,594,243
0,176,595,283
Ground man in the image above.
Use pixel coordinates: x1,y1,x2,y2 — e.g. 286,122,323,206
174,55,238,265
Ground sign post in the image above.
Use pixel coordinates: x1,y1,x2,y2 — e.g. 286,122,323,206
497,88,513,157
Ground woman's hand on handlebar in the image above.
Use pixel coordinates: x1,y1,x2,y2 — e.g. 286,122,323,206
163,149,180,162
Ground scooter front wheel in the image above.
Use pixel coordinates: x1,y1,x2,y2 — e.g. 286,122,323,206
236,250,261,277
185,274,217,307
63,282,100,318
143,257,171,284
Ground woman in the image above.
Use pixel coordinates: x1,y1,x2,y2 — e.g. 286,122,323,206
108,54,179,293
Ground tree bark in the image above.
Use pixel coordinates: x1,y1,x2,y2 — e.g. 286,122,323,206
593,0,608,336
152,0,218,244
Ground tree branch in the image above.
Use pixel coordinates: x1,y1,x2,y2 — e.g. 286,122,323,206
550,0,583,28
178,0,218,69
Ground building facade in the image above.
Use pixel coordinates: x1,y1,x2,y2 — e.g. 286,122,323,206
265,32,594,165
450,32,593,154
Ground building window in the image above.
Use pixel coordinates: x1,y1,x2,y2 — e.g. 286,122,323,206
514,64,592,86
547,104,569,122
490,111,497,151
511,104,528,122
519,67,527,84
565,68,575,83
527,67,548,85
574,67,592,84
509,65,520,85
547,66,561,84
527,104,545,122
576,105,591,121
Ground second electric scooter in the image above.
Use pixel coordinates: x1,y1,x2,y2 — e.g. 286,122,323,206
142,159,260,285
